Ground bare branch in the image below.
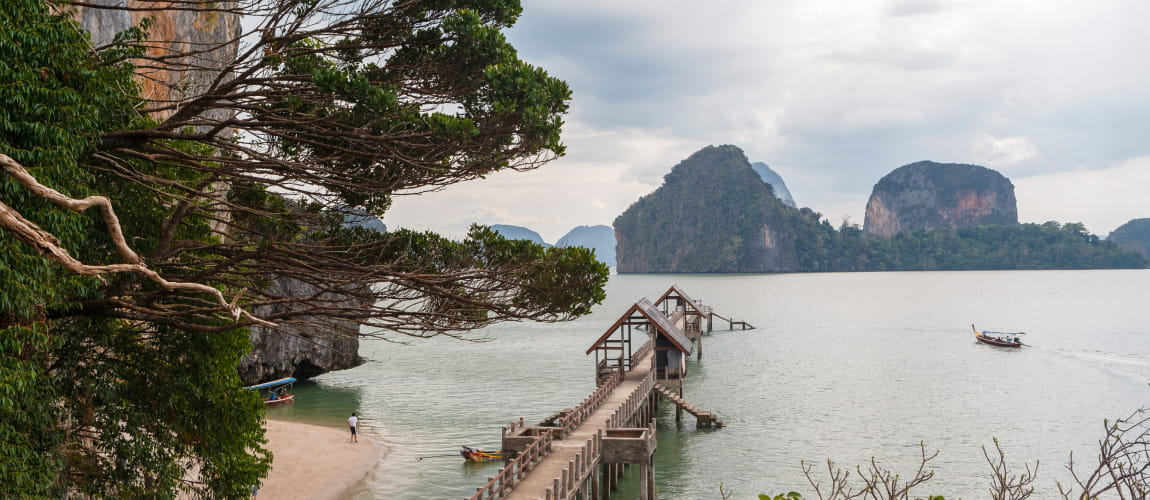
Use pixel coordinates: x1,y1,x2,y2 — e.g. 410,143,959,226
983,437,1038,500
0,154,273,327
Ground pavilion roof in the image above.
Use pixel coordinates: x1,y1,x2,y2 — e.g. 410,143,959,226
586,297,693,355
652,285,706,317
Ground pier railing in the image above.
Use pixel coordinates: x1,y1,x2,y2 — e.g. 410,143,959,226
543,433,602,500
605,371,654,428
501,417,526,440
558,370,623,435
630,340,651,368
468,425,556,500
596,340,652,384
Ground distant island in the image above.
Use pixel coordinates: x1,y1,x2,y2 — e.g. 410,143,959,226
492,224,617,267
613,145,1147,273
490,224,551,247
1109,219,1150,260
864,160,1017,236
556,225,617,268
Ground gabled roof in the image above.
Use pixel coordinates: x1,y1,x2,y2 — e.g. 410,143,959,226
652,285,706,317
586,298,693,355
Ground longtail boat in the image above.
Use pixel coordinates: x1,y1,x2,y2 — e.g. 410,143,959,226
972,324,1024,348
244,377,297,406
460,445,504,462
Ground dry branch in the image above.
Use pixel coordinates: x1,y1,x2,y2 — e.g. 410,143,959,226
0,153,274,327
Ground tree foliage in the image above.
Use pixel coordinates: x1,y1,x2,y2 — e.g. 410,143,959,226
0,0,607,497
801,220,1149,272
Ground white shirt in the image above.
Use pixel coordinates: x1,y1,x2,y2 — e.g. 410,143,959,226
348,415,358,428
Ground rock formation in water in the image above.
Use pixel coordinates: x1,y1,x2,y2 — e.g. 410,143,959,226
863,161,1018,237
491,224,551,247
556,225,617,267
751,162,796,207
1108,218,1150,260
237,277,367,383
614,145,800,273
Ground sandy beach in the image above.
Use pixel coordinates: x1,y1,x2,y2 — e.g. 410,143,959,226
259,419,384,500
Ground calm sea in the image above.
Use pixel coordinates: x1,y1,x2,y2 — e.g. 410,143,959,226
269,270,1150,499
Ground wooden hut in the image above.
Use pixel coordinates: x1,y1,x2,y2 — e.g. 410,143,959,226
587,298,693,385
652,285,709,336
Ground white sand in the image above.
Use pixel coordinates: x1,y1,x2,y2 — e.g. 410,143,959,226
258,419,385,500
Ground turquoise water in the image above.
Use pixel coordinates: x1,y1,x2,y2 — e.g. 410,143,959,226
273,270,1150,499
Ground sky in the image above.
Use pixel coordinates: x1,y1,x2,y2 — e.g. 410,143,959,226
382,0,1150,243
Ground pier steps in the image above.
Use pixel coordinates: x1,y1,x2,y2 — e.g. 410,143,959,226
653,384,724,428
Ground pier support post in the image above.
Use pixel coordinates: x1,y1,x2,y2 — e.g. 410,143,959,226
639,462,649,500
648,458,657,500
599,462,611,499
675,386,683,424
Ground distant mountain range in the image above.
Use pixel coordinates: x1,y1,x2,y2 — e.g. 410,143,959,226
491,224,616,267
751,162,796,207
490,224,550,247
1109,218,1150,260
485,145,1147,273
556,225,616,268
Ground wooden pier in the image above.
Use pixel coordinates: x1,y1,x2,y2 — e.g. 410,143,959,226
467,286,750,500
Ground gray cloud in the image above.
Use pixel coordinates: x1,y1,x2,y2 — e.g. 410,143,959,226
383,0,1150,241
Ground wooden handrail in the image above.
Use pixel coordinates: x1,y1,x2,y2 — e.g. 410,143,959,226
467,429,555,500
557,370,622,434
542,433,601,499
501,416,526,439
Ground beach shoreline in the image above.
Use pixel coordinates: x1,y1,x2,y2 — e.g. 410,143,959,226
259,419,385,499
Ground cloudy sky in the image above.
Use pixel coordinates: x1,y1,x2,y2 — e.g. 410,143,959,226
382,0,1150,243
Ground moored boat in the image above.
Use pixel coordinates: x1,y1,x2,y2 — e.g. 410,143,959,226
460,445,504,462
245,377,297,406
972,324,1023,348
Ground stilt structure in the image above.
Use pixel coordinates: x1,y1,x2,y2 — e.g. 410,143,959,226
467,287,748,500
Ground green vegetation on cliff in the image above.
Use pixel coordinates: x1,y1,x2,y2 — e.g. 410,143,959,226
614,145,797,272
1108,218,1150,259
808,220,1147,271
614,146,1146,273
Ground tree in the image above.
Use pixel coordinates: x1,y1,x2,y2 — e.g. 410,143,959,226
1,0,607,497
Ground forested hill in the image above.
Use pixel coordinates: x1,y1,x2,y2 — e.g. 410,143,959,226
1109,218,1150,260
613,146,1147,273
614,145,800,272
864,161,1017,237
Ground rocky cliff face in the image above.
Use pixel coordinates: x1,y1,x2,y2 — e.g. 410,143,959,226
614,145,799,273
1108,218,1150,260
237,277,366,384
76,0,241,123
556,225,616,267
78,3,361,384
864,161,1018,237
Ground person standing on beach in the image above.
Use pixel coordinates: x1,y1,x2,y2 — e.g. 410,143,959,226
348,412,358,443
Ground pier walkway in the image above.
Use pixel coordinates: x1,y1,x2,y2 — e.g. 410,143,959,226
503,349,654,499
467,285,752,500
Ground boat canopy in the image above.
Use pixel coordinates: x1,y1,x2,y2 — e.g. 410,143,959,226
244,377,297,390
981,330,1024,336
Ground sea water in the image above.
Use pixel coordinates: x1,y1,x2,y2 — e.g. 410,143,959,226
270,270,1150,499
